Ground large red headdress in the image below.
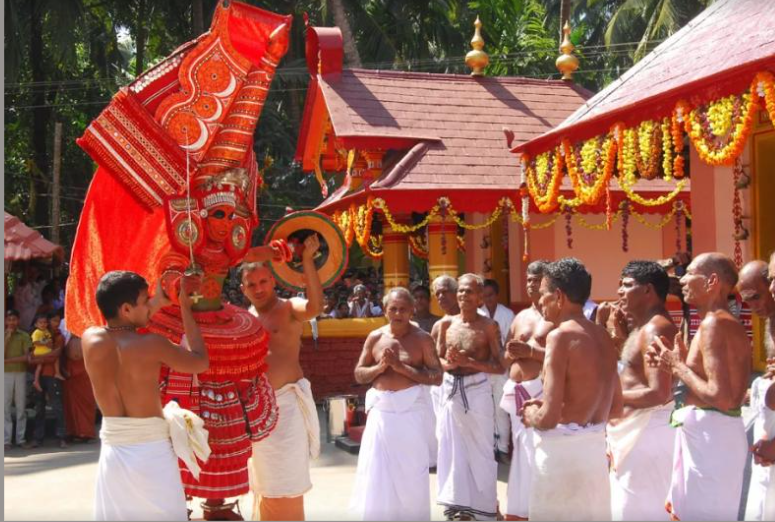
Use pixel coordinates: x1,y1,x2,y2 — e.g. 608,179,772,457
66,1,291,336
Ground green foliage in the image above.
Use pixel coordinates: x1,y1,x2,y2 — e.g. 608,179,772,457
4,0,710,249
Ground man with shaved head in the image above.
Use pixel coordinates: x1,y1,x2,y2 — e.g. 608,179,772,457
648,252,751,521
351,287,442,520
436,274,504,520
741,258,775,521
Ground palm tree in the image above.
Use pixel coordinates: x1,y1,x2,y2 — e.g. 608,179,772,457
604,0,713,61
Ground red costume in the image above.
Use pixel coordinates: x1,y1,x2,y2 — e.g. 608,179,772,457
65,0,291,505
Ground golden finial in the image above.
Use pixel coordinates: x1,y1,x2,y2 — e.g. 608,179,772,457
465,16,489,77
555,21,579,82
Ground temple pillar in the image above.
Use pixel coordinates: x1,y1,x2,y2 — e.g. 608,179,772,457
428,216,458,316
490,215,509,305
464,212,488,275
382,222,410,290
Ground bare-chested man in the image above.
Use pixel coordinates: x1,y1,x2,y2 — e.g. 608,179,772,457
499,260,553,521
521,258,620,521
241,234,323,522
605,261,678,521
82,271,209,521
739,259,775,521
426,274,463,465
648,252,751,521
350,287,442,521
435,274,504,521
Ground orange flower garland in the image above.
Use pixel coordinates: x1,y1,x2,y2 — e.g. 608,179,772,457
683,92,757,166
753,71,775,124
522,148,564,213
563,133,617,206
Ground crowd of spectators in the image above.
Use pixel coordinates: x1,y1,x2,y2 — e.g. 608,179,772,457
5,266,97,451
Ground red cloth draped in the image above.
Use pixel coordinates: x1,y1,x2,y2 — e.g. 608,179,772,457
64,168,171,336
64,358,97,439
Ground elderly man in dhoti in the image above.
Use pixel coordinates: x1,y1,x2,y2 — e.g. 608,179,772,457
82,271,211,521
242,234,323,521
740,258,775,521
350,287,443,521
521,258,620,521
499,260,553,521
435,274,504,521
648,252,751,521
601,261,678,521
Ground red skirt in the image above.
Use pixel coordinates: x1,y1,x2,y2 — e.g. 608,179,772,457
150,304,278,499
160,370,278,498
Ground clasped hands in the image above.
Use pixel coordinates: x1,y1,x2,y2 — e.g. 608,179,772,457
519,398,543,428
505,338,533,361
645,332,687,374
379,347,403,371
446,346,476,368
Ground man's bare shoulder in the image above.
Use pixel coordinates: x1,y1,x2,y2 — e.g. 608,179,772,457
645,314,678,338
366,327,388,343
82,326,110,347
515,307,539,323
409,324,433,343
701,309,747,338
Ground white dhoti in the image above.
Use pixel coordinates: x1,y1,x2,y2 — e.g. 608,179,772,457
607,402,675,521
423,384,438,467
437,372,498,520
491,372,510,453
500,377,542,519
250,378,320,500
745,377,775,521
95,404,210,521
666,406,746,521
350,385,432,521
530,422,611,521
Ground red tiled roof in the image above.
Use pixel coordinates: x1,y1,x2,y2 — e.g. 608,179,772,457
311,69,593,212
4,212,64,262
515,0,775,155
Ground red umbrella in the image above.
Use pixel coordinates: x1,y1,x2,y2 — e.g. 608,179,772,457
4,212,64,262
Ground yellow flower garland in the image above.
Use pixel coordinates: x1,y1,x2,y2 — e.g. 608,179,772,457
523,148,564,213
684,92,757,166
563,134,617,206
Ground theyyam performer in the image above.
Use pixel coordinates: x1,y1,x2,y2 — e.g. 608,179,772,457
65,1,293,518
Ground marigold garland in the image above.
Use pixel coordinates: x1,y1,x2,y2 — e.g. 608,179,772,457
408,233,429,259
618,175,687,207
753,71,775,123
563,134,617,206
523,148,564,213
684,92,757,166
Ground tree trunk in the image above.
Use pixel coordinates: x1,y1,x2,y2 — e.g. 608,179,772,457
30,0,51,230
192,0,204,36
559,0,571,43
135,0,147,77
329,0,362,68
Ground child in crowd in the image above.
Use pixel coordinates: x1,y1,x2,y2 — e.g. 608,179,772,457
31,314,64,391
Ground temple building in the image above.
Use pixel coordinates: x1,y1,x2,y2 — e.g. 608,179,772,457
512,0,774,369
295,19,687,318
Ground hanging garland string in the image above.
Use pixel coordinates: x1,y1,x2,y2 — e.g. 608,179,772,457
517,70,775,214
330,196,691,258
